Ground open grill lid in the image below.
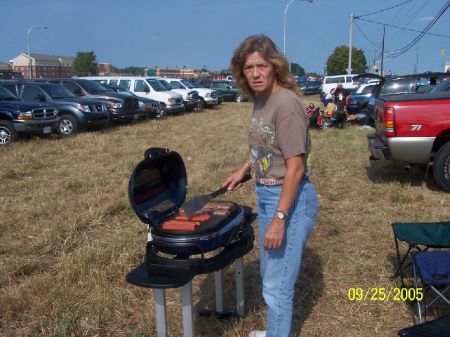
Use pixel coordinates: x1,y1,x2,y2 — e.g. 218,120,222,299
129,147,187,226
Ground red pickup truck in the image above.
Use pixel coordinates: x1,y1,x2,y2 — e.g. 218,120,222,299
368,92,450,192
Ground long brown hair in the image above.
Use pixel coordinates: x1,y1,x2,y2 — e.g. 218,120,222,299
230,34,301,99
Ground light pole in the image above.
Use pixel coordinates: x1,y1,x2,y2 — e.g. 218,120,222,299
27,26,48,78
283,0,313,71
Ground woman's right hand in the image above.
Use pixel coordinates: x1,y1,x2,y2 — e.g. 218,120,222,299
222,166,249,191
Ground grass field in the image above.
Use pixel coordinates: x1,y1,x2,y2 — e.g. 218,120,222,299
1,98,449,337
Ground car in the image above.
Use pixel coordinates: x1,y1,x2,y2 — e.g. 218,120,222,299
101,84,164,119
167,78,218,108
368,91,450,192
2,80,109,136
377,72,447,97
367,72,448,122
0,85,59,145
83,76,185,116
0,70,24,80
321,74,359,95
300,81,322,95
40,78,139,123
347,83,378,115
209,81,248,102
151,77,201,112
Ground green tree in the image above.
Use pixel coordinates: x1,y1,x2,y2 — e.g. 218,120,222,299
326,45,367,75
71,51,98,76
290,63,305,76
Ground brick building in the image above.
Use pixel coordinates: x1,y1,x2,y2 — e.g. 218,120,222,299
9,53,74,78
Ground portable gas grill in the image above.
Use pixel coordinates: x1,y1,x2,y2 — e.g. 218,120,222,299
126,147,255,337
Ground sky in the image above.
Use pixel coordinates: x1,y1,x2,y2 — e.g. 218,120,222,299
1,0,450,75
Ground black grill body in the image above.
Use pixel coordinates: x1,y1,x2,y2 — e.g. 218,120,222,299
127,147,255,288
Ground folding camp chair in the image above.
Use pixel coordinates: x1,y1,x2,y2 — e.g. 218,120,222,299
398,314,450,337
411,251,450,323
392,221,450,287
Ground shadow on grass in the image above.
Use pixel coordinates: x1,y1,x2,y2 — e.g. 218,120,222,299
366,160,442,191
194,247,324,336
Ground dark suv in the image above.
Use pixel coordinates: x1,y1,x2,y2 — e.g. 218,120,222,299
1,81,109,136
209,81,248,102
378,72,447,97
0,86,59,145
368,72,448,121
40,78,139,123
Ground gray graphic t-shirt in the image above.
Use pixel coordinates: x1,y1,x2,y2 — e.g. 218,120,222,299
249,87,309,185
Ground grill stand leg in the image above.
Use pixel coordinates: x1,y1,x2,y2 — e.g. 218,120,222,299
235,257,245,315
152,258,245,336
214,269,224,313
214,248,224,313
181,281,194,337
154,289,167,337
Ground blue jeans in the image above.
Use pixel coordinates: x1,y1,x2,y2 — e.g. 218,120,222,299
255,178,318,337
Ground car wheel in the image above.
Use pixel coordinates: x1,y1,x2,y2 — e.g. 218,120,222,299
193,101,203,112
57,114,78,137
433,142,450,192
235,94,243,103
0,120,17,145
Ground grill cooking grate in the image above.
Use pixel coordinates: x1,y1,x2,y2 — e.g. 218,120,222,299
143,199,177,224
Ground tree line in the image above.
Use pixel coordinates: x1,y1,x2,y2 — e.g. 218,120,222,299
71,45,368,77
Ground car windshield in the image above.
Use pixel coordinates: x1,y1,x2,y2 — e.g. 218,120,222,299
380,78,411,96
430,79,450,93
42,84,74,99
146,79,167,92
181,79,195,89
0,86,18,101
78,79,109,94
160,80,173,90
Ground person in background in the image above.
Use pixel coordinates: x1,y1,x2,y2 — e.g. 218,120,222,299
222,34,319,337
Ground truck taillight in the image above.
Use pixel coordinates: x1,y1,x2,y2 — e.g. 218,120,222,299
384,107,396,137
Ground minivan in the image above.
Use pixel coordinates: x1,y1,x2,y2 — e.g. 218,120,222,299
321,74,359,95
81,76,185,115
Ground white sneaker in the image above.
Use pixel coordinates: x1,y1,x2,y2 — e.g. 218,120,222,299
249,331,266,337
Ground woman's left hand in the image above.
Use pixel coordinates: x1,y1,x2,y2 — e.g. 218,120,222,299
264,219,285,249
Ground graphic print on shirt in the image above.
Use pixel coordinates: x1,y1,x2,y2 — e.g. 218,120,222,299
249,117,275,180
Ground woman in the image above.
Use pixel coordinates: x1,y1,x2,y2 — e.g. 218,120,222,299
222,35,318,337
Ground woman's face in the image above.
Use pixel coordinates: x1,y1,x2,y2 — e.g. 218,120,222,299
243,51,277,98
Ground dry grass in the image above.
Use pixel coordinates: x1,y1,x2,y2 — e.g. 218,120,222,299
0,98,449,337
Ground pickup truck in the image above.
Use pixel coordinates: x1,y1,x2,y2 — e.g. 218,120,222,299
1,80,109,136
166,78,218,108
0,86,59,145
368,92,450,192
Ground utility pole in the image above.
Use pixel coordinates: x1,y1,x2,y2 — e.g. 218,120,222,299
348,13,354,75
380,26,385,77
